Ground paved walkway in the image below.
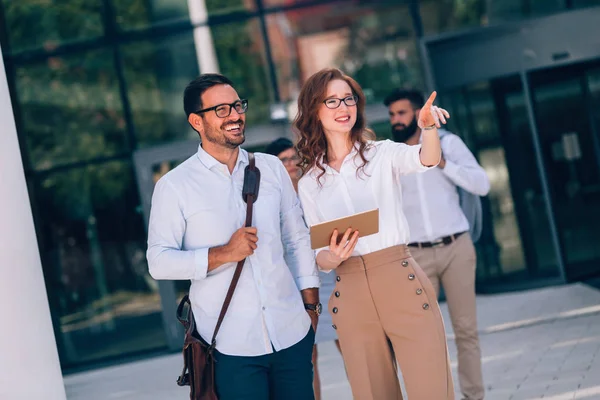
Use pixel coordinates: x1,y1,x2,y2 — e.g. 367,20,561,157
64,283,600,400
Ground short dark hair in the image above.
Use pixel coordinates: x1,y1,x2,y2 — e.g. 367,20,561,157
265,137,294,157
183,73,235,117
383,89,425,109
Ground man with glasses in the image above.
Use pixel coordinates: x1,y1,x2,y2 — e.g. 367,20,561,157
147,73,320,400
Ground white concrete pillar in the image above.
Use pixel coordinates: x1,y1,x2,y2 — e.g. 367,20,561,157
187,0,220,73
0,44,67,399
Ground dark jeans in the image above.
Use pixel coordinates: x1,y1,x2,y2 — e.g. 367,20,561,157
214,327,315,400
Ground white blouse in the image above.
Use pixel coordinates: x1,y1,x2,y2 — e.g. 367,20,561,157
298,140,433,258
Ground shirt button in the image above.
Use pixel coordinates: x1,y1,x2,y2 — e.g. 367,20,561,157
262,307,266,310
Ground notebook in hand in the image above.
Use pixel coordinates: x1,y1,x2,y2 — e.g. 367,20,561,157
309,208,379,250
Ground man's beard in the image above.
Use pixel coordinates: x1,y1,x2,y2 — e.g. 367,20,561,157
391,115,418,143
204,119,245,149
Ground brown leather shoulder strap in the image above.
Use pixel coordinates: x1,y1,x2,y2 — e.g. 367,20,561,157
209,152,257,349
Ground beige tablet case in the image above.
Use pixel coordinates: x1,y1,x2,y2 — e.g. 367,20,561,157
309,208,379,250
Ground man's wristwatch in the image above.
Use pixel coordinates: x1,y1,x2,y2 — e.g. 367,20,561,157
304,303,322,316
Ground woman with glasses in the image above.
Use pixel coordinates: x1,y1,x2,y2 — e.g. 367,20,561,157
265,137,342,400
295,68,455,400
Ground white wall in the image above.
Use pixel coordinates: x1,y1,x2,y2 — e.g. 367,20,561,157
0,43,67,400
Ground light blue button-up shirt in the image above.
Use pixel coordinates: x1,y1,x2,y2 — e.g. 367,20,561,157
147,145,319,356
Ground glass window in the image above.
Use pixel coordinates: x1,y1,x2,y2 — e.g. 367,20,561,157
113,0,191,30
113,0,256,30
14,49,129,171
420,0,566,35
212,18,272,125
497,80,562,279
573,0,600,8
121,32,200,148
460,83,527,278
420,0,487,35
35,161,166,366
1,0,104,52
265,3,421,117
263,0,311,7
206,0,255,16
439,82,545,286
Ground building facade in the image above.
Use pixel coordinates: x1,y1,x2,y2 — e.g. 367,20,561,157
1,0,599,373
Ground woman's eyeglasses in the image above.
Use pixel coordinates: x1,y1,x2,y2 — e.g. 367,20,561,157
323,95,358,109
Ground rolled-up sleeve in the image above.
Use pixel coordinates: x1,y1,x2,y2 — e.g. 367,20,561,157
146,177,209,281
297,180,330,265
277,163,319,290
386,140,434,175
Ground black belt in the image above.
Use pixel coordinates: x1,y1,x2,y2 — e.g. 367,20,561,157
408,231,467,249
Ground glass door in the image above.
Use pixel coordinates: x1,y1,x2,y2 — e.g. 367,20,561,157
528,62,600,281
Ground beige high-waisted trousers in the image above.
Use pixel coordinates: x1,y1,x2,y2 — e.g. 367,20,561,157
328,244,454,400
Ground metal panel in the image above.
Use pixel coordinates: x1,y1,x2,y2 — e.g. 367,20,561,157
423,7,600,90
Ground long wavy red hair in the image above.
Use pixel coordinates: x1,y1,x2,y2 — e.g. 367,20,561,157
294,68,374,185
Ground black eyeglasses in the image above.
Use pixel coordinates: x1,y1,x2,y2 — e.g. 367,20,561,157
280,155,300,164
194,99,248,118
323,95,358,109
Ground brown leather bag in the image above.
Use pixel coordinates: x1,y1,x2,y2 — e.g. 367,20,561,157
176,153,260,400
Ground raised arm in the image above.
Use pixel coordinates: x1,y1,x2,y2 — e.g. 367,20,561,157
418,91,448,167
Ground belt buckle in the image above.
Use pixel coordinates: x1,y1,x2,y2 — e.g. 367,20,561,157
431,239,445,248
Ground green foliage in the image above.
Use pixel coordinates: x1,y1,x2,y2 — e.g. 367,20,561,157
112,0,152,29
2,0,104,51
343,5,424,100
206,0,248,15
212,20,271,125
15,49,127,170
452,0,486,26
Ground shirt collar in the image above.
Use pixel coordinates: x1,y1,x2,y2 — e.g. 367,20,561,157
196,143,248,172
320,143,360,174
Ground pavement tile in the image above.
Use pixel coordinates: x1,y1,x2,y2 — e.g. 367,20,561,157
62,283,600,400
